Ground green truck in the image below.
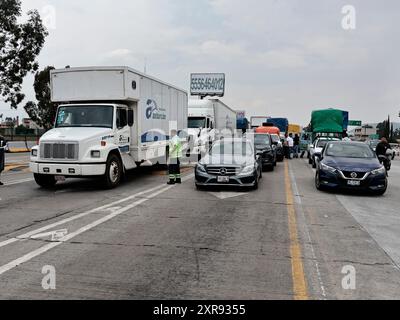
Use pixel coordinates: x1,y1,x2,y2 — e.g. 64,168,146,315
311,108,349,141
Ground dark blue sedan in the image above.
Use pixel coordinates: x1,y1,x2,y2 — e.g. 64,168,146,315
315,141,388,196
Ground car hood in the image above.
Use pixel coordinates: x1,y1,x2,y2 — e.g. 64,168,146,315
324,156,381,171
200,154,255,167
255,145,272,151
40,127,114,143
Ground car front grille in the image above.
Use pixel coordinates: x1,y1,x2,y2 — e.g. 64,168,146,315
341,171,368,179
206,166,239,176
40,142,79,160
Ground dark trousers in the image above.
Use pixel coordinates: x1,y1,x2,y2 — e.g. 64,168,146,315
0,148,4,173
168,158,181,181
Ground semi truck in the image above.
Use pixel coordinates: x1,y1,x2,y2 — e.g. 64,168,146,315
250,116,270,129
267,118,289,136
187,99,237,157
30,66,188,189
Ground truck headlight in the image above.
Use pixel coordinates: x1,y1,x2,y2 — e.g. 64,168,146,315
371,166,386,175
31,149,38,157
91,150,101,158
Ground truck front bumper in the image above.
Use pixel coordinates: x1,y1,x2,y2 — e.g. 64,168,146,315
30,162,106,176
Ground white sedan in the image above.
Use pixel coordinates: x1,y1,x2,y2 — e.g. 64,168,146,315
309,138,341,168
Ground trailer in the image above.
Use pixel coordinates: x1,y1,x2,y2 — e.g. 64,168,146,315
30,66,188,188
187,99,237,156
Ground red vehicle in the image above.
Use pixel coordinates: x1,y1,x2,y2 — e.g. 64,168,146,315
255,124,281,136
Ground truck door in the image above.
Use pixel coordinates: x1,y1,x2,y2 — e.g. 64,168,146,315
116,106,131,155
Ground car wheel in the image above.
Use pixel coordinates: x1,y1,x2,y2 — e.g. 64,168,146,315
253,176,259,190
34,174,57,189
102,153,123,189
315,172,324,191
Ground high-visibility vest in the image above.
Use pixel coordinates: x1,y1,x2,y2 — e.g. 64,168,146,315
169,135,182,159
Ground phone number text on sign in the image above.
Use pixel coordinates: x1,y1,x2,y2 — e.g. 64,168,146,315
190,73,225,97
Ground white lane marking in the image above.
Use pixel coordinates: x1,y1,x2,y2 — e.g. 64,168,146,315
288,161,327,299
0,182,179,276
4,178,34,186
208,191,249,200
30,229,68,241
0,174,194,249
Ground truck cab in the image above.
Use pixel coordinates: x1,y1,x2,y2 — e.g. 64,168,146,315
30,103,135,189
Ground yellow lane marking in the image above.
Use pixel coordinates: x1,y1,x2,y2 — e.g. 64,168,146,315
284,161,309,300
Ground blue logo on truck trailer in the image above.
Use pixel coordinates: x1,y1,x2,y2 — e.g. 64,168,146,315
146,99,166,120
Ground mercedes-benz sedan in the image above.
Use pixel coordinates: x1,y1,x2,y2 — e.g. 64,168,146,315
195,138,262,190
315,141,388,195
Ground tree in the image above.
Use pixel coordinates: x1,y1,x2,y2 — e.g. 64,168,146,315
24,66,58,131
0,0,48,108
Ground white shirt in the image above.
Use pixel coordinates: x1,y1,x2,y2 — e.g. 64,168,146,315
287,137,294,147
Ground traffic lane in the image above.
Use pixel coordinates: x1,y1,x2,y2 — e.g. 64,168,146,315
0,163,297,299
290,159,400,299
335,159,400,266
0,166,181,240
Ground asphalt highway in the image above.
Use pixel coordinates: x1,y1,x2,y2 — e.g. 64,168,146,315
0,153,399,299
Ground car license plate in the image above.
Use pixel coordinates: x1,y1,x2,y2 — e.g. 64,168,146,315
55,176,66,182
347,180,360,186
217,176,230,183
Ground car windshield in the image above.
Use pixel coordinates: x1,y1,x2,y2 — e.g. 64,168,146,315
326,143,375,158
369,141,379,148
188,117,206,129
254,134,271,146
56,105,114,128
211,141,254,156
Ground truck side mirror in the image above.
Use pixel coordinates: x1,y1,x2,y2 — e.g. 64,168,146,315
128,109,134,127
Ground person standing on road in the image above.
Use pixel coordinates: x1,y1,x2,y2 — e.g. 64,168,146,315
287,133,294,159
0,135,7,186
167,129,182,185
293,134,300,158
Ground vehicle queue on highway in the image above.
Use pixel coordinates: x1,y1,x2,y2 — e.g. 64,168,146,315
1,67,393,198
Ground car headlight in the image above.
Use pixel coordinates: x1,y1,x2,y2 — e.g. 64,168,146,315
239,165,254,176
371,166,386,175
196,163,206,173
320,163,337,173
91,150,101,158
31,149,38,157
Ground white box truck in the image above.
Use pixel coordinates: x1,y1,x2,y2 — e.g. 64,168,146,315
187,99,237,156
250,116,271,129
30,66,188,188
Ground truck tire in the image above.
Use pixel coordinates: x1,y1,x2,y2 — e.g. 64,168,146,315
34,174,57,189
102,154,122,189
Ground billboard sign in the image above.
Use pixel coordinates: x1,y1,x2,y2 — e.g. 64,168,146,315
190,73,225,97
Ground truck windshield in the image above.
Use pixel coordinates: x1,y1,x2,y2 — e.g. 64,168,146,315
56,106,114,128
188,117,206,129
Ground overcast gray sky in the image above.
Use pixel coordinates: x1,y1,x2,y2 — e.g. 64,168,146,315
1,0,400,126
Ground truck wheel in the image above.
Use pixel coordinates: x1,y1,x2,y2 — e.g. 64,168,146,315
103,154,122,189
34,174,57,189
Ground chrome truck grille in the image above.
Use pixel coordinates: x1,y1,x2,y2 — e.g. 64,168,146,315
40,143,79,160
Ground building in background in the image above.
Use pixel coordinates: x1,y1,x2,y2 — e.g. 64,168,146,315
352,124,378,141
